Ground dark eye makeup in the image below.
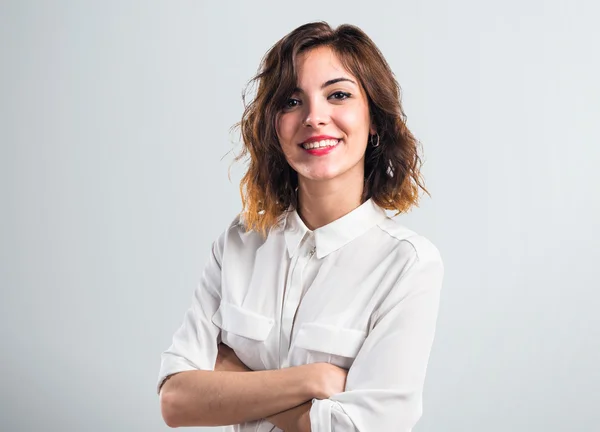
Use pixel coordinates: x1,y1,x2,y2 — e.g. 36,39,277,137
282,91,352,110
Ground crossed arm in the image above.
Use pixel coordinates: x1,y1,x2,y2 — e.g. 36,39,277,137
159,343,348,431
214,343,314,432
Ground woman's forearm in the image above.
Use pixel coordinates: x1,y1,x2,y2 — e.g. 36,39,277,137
159,365,317,428
266,400,312,431
212,343,313,430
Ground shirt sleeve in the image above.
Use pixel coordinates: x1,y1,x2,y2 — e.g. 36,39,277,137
156,229,226,394
309,238,445,432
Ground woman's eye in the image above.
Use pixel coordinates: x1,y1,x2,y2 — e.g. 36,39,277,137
283,98,300,109
330,91,351,100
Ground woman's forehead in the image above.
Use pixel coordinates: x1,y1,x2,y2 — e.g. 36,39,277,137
295,47,357,87
297,46,343,71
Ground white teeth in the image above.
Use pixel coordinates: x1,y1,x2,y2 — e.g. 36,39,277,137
302,139,340,149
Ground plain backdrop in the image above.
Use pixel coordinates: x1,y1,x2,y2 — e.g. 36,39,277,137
1,1,599,431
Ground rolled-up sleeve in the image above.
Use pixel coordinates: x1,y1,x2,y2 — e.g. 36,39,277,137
310,240,444,431
156,230,225,394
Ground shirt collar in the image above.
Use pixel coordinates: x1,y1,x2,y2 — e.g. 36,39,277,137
283,198,388,259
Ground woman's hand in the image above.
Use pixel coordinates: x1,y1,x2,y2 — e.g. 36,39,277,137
311,362,348,399
267,363,348,431
214,343,252,372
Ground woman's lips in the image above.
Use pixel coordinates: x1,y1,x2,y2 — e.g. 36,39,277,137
301,140,341,156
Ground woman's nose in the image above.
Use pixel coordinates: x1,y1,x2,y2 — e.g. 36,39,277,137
302,100,330,128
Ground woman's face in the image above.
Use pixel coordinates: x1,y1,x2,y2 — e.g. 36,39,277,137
276,46,375,185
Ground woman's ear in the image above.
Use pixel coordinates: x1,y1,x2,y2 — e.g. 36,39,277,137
369,114,377,136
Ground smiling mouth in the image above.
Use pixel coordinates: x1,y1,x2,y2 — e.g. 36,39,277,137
300,138,341,150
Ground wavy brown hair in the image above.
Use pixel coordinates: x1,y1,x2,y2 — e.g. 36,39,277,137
232,21,429,237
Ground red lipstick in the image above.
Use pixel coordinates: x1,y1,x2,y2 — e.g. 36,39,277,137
301,135,339,144
299,135,341,156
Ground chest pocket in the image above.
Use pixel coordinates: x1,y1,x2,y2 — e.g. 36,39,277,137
212,301,275,370
293,322,367,369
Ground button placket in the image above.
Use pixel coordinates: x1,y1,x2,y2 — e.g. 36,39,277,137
278,236,315,368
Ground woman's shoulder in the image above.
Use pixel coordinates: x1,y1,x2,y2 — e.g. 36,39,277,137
214,212,252,243
213,211,279,252
227,211,284,237
376,215,443,264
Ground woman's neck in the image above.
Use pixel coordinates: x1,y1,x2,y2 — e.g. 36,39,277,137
296,175,365,230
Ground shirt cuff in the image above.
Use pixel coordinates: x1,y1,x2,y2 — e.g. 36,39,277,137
156,354,203,394
310,398,332,432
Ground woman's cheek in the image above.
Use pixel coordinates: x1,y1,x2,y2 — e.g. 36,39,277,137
338,107,363,132
277,118,296,148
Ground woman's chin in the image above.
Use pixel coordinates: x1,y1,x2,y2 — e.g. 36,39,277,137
298,171,341,182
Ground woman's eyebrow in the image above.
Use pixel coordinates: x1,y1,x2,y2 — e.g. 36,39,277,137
293,77,357,93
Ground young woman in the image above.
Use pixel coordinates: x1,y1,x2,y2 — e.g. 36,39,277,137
157,21,444,432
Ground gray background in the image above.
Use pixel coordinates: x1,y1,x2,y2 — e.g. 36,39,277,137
2,1,598,431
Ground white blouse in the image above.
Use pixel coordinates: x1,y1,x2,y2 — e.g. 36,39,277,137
157,198,445,432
